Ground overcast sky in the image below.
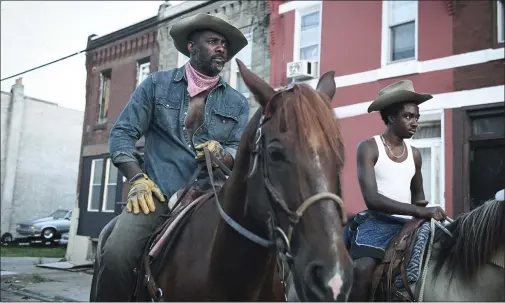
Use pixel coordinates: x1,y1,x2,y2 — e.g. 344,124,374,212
1,1,184,111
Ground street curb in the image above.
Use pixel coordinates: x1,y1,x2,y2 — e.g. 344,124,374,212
1,285,79,302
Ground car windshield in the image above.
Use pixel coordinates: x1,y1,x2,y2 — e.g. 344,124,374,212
49,210,69,219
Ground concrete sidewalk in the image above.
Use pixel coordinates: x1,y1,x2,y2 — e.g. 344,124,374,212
1,257,92,301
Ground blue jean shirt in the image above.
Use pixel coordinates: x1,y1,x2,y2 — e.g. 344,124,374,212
109,64,249,198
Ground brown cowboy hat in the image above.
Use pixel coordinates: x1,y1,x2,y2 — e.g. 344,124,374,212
169,13,248,62
367,80,433,113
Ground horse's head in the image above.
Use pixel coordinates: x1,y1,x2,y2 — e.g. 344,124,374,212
236,59,353,301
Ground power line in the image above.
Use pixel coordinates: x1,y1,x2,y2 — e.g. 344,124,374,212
1,2,266,82
1,51,86,82
0,21,260,82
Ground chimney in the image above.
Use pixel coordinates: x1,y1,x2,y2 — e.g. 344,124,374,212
15,77,22,85
158,0,172,19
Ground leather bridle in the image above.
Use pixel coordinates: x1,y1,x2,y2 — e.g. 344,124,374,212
205,89,347,263
143,89,348,302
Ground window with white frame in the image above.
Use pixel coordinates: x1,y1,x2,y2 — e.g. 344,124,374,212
498,0,504,43
88,159,104,211
298,8,321,61
408,121,442,207
177,52,190,68
102,159,119,212
387,0,417,63
230,33,253,97
136,60,150,87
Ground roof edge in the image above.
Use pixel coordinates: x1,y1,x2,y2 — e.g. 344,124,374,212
87,16,158,50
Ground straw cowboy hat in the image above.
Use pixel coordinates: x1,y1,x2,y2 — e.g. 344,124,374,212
367,80,433,113
169,13,248,61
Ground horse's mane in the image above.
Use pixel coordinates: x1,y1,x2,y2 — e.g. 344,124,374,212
433,199,505,281
274,83,344,167
271,83,345,198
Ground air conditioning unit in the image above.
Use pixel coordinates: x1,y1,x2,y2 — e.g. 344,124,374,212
286,60,319,80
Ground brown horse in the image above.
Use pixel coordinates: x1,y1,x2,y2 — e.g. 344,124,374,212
92,59,353,301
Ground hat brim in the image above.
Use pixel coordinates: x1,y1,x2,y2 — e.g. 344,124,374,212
169,14,248,62
367,90,433,113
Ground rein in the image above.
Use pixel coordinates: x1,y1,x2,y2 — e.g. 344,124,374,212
143,89,347,302
205,106,347,263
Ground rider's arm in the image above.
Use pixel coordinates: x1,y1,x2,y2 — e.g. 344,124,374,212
221,96,250,170
109,75,154,181
357,139,423,217
410,147,427,206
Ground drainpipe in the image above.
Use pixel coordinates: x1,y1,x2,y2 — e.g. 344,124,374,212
1,78,25,235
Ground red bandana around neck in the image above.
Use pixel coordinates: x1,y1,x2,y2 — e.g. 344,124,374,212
185,62,220,97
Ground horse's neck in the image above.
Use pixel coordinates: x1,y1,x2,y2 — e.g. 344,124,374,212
419,243,505,301
422,253,505,301
208,147,275,297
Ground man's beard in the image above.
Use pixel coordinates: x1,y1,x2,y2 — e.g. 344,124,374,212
190,48,224,76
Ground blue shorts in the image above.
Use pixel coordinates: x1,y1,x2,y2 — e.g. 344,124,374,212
344,211,408,261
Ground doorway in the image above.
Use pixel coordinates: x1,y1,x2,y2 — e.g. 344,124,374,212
469,139,505,209
453,103,504,215
467,107,505,210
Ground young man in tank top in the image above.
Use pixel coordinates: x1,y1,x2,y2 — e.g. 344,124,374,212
346,80,447,301
92,14,250,301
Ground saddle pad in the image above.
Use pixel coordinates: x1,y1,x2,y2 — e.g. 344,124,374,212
148,193,210,258
394,222,430,290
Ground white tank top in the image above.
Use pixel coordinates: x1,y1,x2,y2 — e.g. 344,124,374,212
373,135,415,219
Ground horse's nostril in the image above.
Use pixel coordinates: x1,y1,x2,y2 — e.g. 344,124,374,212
304,261,327,301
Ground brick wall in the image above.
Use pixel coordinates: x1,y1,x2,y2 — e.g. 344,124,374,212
157,0,271,120
83,29,158,150
453,0,504,91
453,0,497,54
454,60,505,91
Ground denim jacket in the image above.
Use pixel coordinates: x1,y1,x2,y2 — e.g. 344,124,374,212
109,64,249,198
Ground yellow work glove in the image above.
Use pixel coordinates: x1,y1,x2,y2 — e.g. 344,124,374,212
126,173,166,215
195,140,227,168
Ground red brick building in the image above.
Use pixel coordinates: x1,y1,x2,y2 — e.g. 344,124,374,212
268,0,504,217
75,17,159,240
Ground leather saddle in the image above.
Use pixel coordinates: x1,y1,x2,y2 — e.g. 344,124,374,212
133,160,229,302
370,217,427,302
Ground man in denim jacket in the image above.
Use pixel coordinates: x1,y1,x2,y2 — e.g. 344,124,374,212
92,13,249,301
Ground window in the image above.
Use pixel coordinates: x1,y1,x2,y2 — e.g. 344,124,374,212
299,10,321,61
136,59,150,87
87,158,121,212
408,121,442,207
230,33,253,98
49,210,71,219
177,52,189,68
472,114,505,136
98,70,111,124
498,0,504,43
87,159,104,211
102,159,119,212
387,0,417,63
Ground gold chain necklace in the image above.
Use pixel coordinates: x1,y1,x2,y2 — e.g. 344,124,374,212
381,135,405,159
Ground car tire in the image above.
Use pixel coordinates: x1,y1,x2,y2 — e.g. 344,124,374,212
42,228,57,241
1,233,13,243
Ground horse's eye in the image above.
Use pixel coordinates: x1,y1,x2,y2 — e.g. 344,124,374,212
269,150,285,162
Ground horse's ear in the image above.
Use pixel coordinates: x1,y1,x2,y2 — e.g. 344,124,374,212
316,71,336,102
236,58,275,108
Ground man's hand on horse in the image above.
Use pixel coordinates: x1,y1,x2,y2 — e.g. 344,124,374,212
418,205,446,222
195,140,227,168
126,173,166,215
